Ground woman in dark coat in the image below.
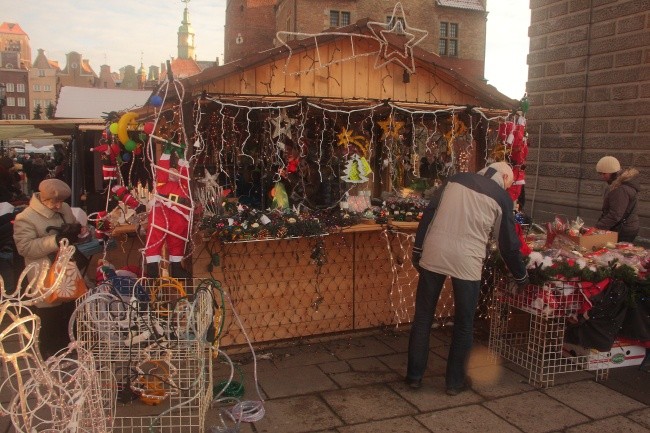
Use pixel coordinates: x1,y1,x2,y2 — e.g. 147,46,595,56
595,156,640,243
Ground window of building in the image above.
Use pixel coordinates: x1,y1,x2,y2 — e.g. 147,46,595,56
16,83,25,92
330,10,350,27
38,69,45,77
33,84,41,91
43,84,51,91
19,114,26,120
439,22,458,56
17,97,26,107
5,83,14,92
7,114,16,120
386,16,405,32
6,97,15,106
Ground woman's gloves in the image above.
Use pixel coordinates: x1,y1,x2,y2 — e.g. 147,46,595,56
54,223,82,244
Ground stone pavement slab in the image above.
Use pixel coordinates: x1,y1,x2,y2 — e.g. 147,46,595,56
543,380,646,419
268,343,339,369
324,335,395,360
389,376,484,412
251,394,343,433
256,364,338,399
565,414,650,433
627,408,650,429
416,404,522,433
321,383,418,424
337,415,432,433
469,363,536,398
328,357,401,387
484,390,590,433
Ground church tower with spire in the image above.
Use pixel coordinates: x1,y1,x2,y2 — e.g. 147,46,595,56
177,0,196,60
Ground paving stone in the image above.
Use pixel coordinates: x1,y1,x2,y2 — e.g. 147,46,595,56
627,408,650,429
467,344,503,369
389,376,483,412
543,380,646,419
327,357,400,387
375,329,412,353
377,351,447,378
269,343,339,368
324,335,395,360
337,415,432,433
321,384,417,424
251,395,343,433
469,363,535,398
319,360,350,374
204,408,256,433
565,415,650,433
416,404,521,433
484,391,590,433
602,365,650,405
503,360,594,386
257,364,338,399
214,358,270,401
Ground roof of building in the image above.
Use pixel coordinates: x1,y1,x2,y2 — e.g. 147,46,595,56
436,0,485,12
0,22,28,36
180,17,513,111
165,57,202,79
55,86,151,118
32,49,56,69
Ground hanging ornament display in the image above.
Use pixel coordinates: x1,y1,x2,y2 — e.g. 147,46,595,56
341,154,372,183
336,127,370,156
378,116,405,140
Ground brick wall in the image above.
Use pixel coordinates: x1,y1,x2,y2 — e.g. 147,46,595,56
228,1,487,80
526,0,649,238
224,0,277,62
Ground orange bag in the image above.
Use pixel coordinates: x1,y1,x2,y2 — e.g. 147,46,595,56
43,249,88,304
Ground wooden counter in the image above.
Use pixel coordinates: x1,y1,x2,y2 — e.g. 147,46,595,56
192,222,454,347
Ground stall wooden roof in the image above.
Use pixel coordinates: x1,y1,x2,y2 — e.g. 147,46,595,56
174,18,515,116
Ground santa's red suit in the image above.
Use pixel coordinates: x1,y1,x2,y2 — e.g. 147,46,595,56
507,166,526,203
145,153,191,267
91,142,120,181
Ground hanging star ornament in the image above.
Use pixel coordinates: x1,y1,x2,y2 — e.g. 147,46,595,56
270,108,296,139
337,127,370,156
366,2,428,74
378,116,405,140
198,168,219,190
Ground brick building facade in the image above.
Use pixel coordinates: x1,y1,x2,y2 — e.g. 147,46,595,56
225,0,487,81
525,0,649,237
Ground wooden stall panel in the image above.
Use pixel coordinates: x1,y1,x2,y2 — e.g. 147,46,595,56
212,236,354,346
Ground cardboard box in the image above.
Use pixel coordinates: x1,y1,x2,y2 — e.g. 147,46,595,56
562,341,645,370
561,230,618,250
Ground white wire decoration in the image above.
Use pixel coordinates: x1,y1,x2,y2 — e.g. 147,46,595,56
366,2,428,73
276,2,428,75
0,241,110,433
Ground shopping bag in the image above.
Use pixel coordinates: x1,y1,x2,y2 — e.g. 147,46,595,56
43,247,88,304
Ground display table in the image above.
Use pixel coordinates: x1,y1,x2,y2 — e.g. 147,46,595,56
488,280,609,388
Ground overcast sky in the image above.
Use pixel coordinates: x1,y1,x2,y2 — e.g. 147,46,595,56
2,0,530,99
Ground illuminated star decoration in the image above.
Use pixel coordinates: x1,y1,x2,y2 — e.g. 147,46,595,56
271,108,296,139
336,127,370,156
378,116,405,140
366,2,428,74
198,168,219,190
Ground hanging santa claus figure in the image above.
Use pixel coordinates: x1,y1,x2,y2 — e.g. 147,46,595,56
91,131,121,182
144,143,192,279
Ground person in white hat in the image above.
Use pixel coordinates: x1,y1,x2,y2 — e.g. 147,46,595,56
595,156,640,243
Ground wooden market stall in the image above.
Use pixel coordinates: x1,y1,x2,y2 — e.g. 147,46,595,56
119,17,518,347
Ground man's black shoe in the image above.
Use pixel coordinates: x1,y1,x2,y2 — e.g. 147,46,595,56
405,377,422,389
445,377,472,396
